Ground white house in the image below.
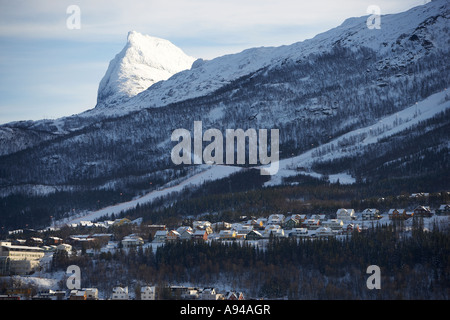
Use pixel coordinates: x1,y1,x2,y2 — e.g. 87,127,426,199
177,227,194,240
310,214,326,221
193,221,212,230
84,288,99,300
264,224,281,232
315,226,335,238
79,221,94,227
288,228,309,238
437,204,450,215
362,208,380,220
322,219,344,230
336,208,355,221
112,286,129,300
232,224,253,234
121,235,144,248
201,288,221,300
219,229,236,240
153,230,168,243
305,219,320,229
263,225,285,238
290,214,307,221
267,214,285,225
141,286,156,300
56,243,72,253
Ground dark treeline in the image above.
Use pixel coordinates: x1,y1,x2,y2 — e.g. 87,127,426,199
50,220,450,299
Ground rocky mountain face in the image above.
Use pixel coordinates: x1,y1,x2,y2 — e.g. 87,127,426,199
96,31,196,108
0,0,448,227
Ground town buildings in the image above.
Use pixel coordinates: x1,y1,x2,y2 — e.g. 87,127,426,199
140,286,156,300
0,241,44,275
1,200,447,299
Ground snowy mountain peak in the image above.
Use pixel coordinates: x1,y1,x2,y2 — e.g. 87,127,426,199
96,31,196,107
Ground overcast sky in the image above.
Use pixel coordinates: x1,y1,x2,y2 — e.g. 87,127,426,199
0,0,429,124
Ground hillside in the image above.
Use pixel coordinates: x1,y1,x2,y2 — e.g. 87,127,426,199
0,0,449,230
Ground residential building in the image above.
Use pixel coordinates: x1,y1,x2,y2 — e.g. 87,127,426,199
322,219,344,230
256,218,267,229
305,219,320,230
167,230,181,242
263,225,285,238
84,288,99,300
224,291,245,300
246,230,263,241
0,242,44,275
232,224,253,235
201,288,222,300
283,217,300,229
315,227,335,238
26,237,43,247
336,208,355,221
112,286,129,300
170,286,199,299
388,209,410,220
68,235,96,248
121,235,144,248
193,221,213,234
69,290,87,300
46,237,63,245
436,204,450,215
141,286,156,300
212,221,232,232
193,229,208,241
177,227,194,240
288,228,309,238
310,214,326,222
362,208,381,220
68,288,98,300
113,218,132,226
153,230,168,243
343,223,360,233
413,206,432,217
290,214,307,223
219,229,236,240
267,214,285,226
34,289,66,300
146,224,167,239
56,243,72,253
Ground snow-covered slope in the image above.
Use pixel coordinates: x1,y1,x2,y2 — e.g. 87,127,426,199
2,0,447,135
55,164,243,227
96,31,196,108
264,89,450,186
54,89,449,226
88,0,449,118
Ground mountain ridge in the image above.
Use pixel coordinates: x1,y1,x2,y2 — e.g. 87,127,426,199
1,0,447,133
96,30,196,108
